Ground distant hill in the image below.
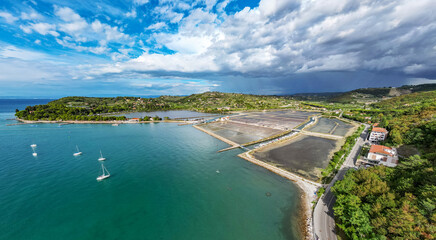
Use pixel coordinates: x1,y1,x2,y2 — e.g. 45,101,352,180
372,90,436,110
328,83,436,103
289,92,342,101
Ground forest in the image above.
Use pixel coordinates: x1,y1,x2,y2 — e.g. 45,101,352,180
332,90,436,239
15,92,294,121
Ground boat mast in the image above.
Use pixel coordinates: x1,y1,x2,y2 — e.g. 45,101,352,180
103,165,109,175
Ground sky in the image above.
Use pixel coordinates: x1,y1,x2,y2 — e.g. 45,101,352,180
0,0,435,97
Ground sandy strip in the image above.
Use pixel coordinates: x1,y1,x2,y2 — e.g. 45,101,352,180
238,151,320,240
193,124,239,147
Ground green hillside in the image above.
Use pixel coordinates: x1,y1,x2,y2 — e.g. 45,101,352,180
15,92,294,121
328,83,436,103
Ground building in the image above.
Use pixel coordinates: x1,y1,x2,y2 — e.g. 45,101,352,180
366,145,398,167
128,118,140,122
369,127,388,142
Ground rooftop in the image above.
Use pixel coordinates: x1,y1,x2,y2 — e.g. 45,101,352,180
369,145,394,156
372,127,388,133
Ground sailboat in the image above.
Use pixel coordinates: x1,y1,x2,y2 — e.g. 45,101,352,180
96,163,110,181
30,144,37,148
73,145,82,156
98,150,106,161
32,148,37,157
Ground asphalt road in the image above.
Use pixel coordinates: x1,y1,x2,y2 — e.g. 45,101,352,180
313,124,369,240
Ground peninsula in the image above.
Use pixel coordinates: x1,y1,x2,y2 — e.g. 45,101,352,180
14,84,436,239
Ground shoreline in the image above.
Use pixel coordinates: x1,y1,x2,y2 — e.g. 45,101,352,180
14,118,187,124
16,114,320,239
239,152,319,240
194,121,319,239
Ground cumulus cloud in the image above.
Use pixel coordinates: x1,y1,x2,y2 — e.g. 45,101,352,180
2,0,436,96
146,22,167,30
0,11,18,23
20,22,59,36
125,8,137,18
20,9,43,20
89,0,436,83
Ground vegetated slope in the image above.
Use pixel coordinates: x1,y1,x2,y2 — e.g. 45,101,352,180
15,92,294,121
333,155,435,239
342,90,436,147
333,91,436,239
372,90,436,110
172,92,292,111
328,83,436,103
290,92,343,101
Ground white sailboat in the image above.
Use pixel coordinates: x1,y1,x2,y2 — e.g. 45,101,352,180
73,145,82,156
32,148,37,157
30,144,37,148
96,163,110,181
98,150,106,161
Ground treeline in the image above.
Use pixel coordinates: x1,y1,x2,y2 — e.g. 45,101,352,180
343,91,436,148
332,155,435,239
15,92,295,121
321,125,365,183
15,104,128,121
332,90,436,239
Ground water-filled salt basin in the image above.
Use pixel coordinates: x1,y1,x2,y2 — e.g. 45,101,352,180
198,110,318,145
253,135,339,181
199,121,282,144
231,110,317,130
114,110,219,119
306,118,353,136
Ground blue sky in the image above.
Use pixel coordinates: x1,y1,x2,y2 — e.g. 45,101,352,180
0,0,435,97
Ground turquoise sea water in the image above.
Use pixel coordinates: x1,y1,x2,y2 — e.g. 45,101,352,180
0,100,301,240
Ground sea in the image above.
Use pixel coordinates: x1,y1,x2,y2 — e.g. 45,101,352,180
0,99,302,240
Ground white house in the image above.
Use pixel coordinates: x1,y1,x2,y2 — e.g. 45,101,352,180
369,127,388,142
366,145,398,167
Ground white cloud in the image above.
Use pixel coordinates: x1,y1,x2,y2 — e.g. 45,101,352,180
55,6,82,22
125,8,137,18
85,0,436,81
0,11,18,23
146,22,167,30
404,64,427,74
0,45,49,61
20,22,59,37
134,0,149,5
20,9,43,20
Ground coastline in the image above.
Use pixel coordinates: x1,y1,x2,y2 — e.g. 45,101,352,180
14,118,187,124
192,115,329,239
238,152,320,240
193,124,239,147
194,121,319,239
15,114,320,239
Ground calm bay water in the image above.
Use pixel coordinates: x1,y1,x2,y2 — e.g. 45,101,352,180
0,99,301,240
117,110,219,119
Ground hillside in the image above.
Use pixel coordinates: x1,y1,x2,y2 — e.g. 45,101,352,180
15,92,294,121
332,90,436,239
328,83,436,103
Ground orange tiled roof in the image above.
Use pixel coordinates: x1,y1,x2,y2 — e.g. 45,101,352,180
372,127,388,133
369,145,393,156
